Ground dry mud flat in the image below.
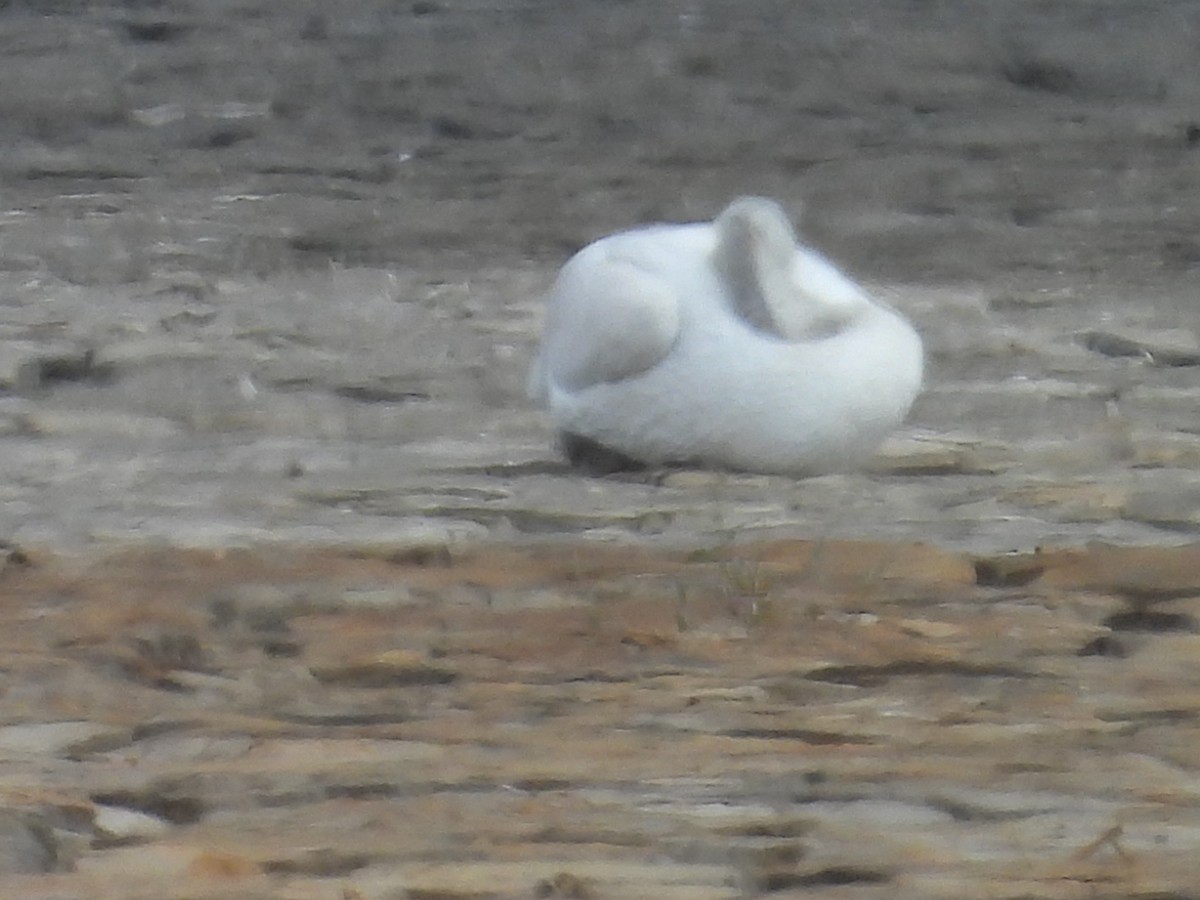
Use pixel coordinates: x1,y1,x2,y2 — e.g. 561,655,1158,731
3,0,1200,897
4,538,1200,899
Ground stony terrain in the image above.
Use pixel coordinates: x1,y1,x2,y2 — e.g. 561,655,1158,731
1,0,1200,896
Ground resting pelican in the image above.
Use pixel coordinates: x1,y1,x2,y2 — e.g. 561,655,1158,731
527,197,923,475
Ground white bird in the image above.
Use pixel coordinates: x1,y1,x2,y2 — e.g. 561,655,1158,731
527,197,923,475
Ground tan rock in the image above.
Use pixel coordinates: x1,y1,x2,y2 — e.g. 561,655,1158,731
309,650,457,688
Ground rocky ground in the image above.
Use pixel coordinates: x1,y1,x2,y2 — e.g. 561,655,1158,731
1,0,1200,896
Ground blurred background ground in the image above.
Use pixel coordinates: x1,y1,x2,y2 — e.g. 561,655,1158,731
1,1,1200,896
1,0,1199,551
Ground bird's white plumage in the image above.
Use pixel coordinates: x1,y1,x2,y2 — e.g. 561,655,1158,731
527,197,923,475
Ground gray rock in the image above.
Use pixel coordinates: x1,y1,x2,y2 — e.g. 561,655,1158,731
0,809,59,874
92,805,172,847
0,722,133,759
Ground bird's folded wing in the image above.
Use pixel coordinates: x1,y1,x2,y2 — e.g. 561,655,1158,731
535,251,681,394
